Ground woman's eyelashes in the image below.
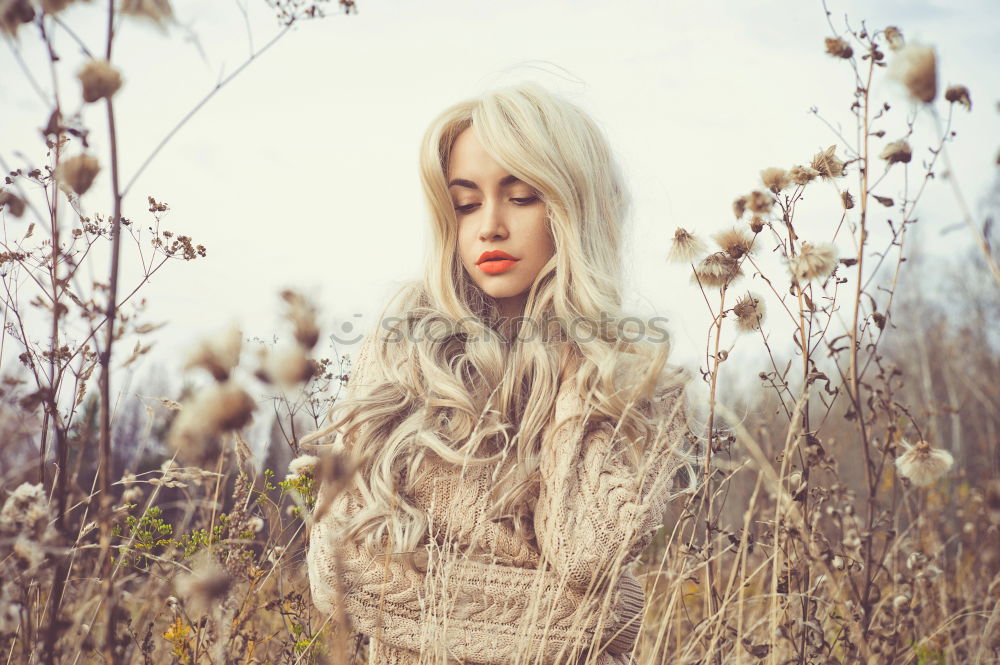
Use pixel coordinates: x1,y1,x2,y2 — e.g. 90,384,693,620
453,195,540,214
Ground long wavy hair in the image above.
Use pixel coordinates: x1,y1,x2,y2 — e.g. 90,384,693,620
302,80,692,568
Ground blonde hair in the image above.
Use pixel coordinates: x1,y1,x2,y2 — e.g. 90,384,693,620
303,80,691,567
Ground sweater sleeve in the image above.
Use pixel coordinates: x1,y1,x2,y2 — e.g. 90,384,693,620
306,333,644,664
533,377,689,594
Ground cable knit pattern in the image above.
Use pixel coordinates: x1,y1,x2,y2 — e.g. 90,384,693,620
307,333,687,665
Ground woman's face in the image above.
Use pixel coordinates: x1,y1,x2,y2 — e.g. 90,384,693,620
448,127,555,320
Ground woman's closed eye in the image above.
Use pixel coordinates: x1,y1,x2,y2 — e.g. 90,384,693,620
454,196,540,214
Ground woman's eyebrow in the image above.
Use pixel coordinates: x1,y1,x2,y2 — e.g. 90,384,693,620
447,174,523,190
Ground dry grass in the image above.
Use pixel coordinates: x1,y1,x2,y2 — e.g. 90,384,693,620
1,1,999,664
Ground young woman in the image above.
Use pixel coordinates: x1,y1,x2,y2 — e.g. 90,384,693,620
303,81,692,665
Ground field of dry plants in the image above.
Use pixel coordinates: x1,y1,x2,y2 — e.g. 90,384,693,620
1,0,998,664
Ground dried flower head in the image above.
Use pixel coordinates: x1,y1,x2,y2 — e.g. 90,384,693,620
167,381,257,464
788,242,838,283
120,0,173,26
184,324,242,381
40,0,73,13
732,195,748,219
760,167,791,194
713,226,755,259
0,0,34,37
879,140,912,165
78,59,122,103
0,190,25,218
692,252,743,288
248,516,264,533
289,454,319,477
894,439,953,487
944,85,971,111
0,482,49,539
56,154,100,195
746,190,774,215
732,292,765,332
749,216,765,233
810,145,846,179
788,165,819,185
884,26,905,51
174,550,232,612
890,43,937,103
667,227,707,263
256,344,314,387
281,290,320,350
824,37,853,59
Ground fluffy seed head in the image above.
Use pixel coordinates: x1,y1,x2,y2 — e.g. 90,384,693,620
256,344,314,387
175,551,232,612
667,227,706,263
281,290,320,350
749,216,765,233
789,165,820,185
944,85,971,111
811,145,846,179
760,167,791,194
788,242,838,283
56,154,100,195
747,190,774,215
0,482,49,539
692,252,743,288
713,226,755,259
167,381,257,464
895,439,953,487
890,43,937,103
824,37,853,59
0,0,35,37
184,324,242,382
78,59,122,103
0,190,26,217
733,292,765,332
289,454,319,477
880,140,912,165
732,195,748,219
884,26,905,51
120,0,173,26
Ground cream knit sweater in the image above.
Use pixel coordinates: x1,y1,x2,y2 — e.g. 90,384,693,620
307,333,689,665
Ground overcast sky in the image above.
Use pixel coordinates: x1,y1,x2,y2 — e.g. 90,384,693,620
2,0,998,422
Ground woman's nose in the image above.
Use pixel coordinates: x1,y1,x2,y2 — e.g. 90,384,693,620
478,198,508,241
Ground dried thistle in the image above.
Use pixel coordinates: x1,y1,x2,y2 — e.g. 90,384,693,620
281,289,320,350
810,145,846,179
894,439,954,487
824,36,853,59
0,190,25,217
78,59,123,103
0,482,49,540
713,226,755,259
120,0,174,26
256,344,314,387
0,0,34,37
760,167,790,194
667,227,706,263
890,43,937,104
184,324,242,381
289,454,319,477
880,140,912,165
746,190,773,215
884,26,905,51
40,0,73,12
56,154,100,195
167,381,257,464
944,85,972,111
788,165,819,185
749,216,765,233
732,195,748,219
732,292,765,332
788,242,838,283
692,252,743,288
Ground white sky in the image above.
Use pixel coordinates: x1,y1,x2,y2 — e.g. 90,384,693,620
2,0,998,416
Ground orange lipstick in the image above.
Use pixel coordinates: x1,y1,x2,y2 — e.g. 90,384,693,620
477,250,519,275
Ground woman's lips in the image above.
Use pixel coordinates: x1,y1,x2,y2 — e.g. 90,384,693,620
478,258,518,275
